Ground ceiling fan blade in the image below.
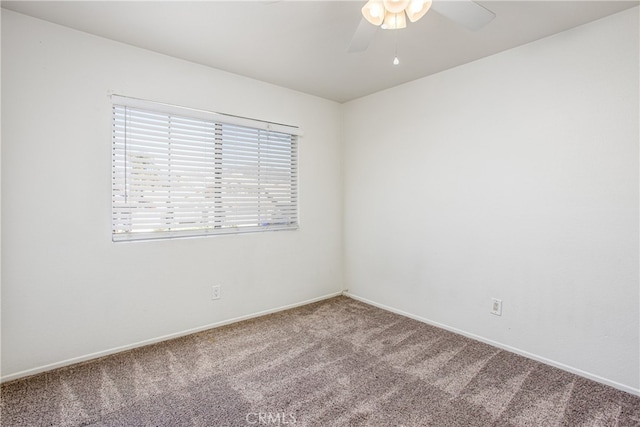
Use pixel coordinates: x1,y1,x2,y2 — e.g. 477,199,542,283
348,18,378,53
431,0,495,31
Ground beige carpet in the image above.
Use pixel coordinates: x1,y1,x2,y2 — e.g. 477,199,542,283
1,296,639,426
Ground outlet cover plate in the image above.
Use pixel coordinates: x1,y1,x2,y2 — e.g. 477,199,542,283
491,298,502,316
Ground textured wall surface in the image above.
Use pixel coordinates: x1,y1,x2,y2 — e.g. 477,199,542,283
1,10,344,378
343,8,639,392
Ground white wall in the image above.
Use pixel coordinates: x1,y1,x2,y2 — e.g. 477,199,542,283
343,8,639,393
1,10,343,379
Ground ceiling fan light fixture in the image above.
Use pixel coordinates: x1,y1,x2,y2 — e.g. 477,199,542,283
406,0,432,23
362,0,385,26
382,0,410,14
381,11,407,29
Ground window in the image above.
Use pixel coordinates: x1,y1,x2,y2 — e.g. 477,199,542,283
111,95,300,242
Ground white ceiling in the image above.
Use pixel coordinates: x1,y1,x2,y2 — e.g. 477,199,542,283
2,1,638,103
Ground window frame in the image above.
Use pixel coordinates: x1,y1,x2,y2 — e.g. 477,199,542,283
111,95,301,242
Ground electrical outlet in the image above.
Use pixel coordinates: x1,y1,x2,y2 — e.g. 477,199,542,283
212,285,221,300
491,298,502,316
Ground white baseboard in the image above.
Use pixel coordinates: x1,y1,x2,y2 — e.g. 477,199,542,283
343,291,640,397
1,291,343,383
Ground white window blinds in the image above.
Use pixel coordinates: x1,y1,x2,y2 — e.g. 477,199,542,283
112,95,300,242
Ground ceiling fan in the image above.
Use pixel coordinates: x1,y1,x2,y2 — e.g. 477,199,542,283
348,0,496,53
